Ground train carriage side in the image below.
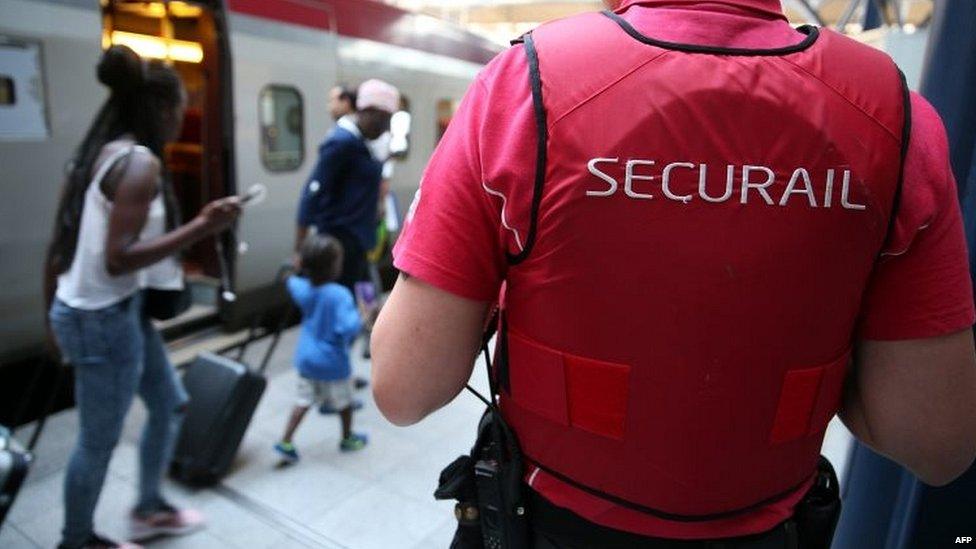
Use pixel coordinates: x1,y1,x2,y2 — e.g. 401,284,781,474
223,0,499,324
0,0,238,420
0,0,105,366
0,0,499,420
220,5,340,323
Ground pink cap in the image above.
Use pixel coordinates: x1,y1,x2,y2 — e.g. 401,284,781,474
357,79,401,114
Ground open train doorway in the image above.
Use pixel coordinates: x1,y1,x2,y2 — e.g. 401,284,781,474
101,0,235,332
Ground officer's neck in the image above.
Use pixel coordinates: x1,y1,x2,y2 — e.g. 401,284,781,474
616,0,786,21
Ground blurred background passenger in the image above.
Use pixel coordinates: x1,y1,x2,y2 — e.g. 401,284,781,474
294,79,400,290
43,45,241,549
295,79,401,382
329,84,357,122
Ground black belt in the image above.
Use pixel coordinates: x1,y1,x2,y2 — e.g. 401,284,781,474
529,489,800,549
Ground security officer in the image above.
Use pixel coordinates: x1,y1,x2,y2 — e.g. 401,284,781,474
372,0,976,546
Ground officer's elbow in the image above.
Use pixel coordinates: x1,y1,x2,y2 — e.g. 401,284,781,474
911,454,976,487
909,427,976,487
854,333,976,487
370,331,427,427
885,403,976,486
372,375,426,427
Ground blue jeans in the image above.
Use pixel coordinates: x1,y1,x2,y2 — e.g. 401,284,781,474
49,294,188,548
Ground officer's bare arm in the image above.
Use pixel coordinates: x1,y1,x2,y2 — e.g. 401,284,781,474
840,329,976,486
371,274,490,426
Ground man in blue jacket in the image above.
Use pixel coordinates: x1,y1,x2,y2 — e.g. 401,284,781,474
295,79,401,290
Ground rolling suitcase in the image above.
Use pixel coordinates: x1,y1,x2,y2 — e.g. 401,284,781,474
169,351,268,485
170,304,290,486
0,426,32,528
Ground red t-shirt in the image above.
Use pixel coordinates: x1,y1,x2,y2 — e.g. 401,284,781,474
395,1,973,336
393,0,975,537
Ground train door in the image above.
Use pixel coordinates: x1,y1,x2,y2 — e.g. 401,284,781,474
101,0,234,325
223,2,339,327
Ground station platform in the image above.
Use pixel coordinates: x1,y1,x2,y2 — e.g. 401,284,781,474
1,326,855,549
1,328,491,549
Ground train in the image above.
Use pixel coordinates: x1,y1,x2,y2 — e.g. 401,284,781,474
0,0,501,415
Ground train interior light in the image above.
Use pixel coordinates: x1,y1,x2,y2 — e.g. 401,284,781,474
110,1,203,19
101,1,206,64
102,30,203,64
100,0,227,284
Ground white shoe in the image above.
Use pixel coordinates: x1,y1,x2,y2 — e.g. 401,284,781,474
129,504,206,542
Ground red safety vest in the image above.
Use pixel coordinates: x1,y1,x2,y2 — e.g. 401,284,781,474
496,9,909,538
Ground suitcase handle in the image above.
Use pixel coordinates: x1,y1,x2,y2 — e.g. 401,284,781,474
229,262,296,375
26,364,64,451
9,360,66,452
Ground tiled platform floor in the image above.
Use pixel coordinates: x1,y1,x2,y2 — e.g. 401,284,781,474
1,327,853,548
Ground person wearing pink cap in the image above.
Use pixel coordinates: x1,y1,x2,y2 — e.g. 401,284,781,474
371,0,976,547
295,79,401,291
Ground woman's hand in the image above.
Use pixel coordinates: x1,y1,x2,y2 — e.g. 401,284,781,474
195,196,243,235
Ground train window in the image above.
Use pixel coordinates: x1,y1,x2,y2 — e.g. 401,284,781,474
0,38,49,140
0,75,13,105
259,85,304,172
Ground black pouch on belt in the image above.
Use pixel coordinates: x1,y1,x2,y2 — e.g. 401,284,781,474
435,408,531,549
434,456,483,549
793,456,842,549
435,453,483,549
435,409,492,549
435,309,530,549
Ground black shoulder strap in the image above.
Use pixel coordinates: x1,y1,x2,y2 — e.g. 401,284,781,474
506,32,548,265
96,145,136,200
885,69,912,247
464,308,501,408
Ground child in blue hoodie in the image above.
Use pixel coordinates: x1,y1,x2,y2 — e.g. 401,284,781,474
275,234,367,463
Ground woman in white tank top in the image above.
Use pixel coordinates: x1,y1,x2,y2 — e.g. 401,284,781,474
43,46,241,549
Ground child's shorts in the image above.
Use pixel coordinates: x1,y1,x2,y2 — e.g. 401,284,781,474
296,377,353,410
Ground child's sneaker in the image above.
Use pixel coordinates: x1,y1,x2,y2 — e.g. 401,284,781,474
340,433,368,452
274,441,300,464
